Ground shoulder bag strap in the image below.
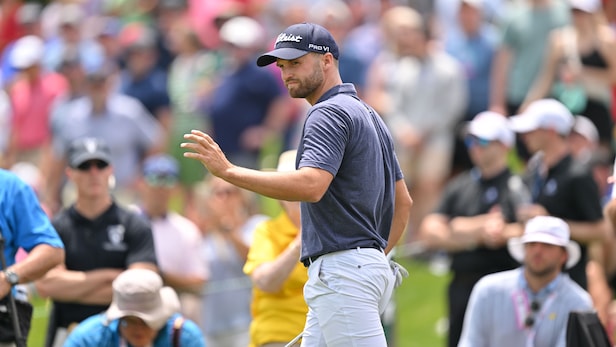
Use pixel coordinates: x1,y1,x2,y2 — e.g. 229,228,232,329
172,316,184,347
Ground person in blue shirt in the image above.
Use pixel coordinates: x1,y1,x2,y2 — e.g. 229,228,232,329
0,169,64,347
64,268,205,347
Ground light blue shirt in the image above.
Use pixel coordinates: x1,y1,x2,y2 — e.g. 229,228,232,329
458,267,593,347
64,313,205,347
51,93,162,187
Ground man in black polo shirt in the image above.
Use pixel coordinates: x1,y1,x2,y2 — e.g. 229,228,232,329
509,99,609,290
418,111,524,347
35,138,158,347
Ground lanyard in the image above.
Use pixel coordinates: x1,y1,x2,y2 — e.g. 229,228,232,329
512,289,558,347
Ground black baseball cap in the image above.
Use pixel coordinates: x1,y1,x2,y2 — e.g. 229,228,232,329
67,137,112,169
256,22,339,67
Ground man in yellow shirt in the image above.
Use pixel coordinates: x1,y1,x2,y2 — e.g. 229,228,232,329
243,150,307,347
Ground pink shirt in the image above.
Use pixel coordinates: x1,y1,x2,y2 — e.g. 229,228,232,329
10,73,68,150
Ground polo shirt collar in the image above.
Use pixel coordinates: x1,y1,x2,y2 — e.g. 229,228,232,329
314,83,358,105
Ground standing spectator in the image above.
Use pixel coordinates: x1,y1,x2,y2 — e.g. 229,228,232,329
5,35,68,170
118,24,172,149
41,3,104,74
134,154,207,325
444,0,499,174
365,5,466,237
508,98,609,289
242,150,307,347
0,169,64,347
522,0,616,154
167,20,221,217
194,176,268,347
489,0,569,117
489,0,571,162
64,269,205,347
46,62,164,211
418,111,523,347
0,2,42,88
458,216,593,347
205,16,292,170
35,137,158,347
490,0,570,115
182,22,412,346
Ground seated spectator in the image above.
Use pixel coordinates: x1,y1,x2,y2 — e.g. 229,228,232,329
64,268,205,347
458,216,593,347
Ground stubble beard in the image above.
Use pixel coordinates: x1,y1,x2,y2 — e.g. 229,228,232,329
288,62,324,99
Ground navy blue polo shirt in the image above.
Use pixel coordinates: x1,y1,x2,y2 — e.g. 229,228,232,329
436,168,519,274
297,83,403,262
525,154,604,289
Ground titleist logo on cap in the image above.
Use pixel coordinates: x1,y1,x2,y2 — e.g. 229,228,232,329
276,33,302,44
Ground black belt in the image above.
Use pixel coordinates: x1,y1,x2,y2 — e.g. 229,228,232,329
301,245,383,267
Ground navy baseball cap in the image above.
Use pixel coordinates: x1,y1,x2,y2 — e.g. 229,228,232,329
256,22,339,67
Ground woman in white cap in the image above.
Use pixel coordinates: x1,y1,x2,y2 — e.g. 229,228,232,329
63,269,205,347
522,0,616,154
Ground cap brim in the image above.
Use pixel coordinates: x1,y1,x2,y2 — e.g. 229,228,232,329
507,237,581,269
70,153,111,168
106,287,180,330
508,115,539,134
256,47,309,66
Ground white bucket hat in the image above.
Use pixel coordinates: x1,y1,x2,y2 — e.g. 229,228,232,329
106,269,180,330
507,216,581,269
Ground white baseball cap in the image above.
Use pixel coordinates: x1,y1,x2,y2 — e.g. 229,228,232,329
572,115,599,144
509,99,574,135
219,16,264,49
11,35,44,69
507,216,581,269
569,0,602,13
466,111,515,147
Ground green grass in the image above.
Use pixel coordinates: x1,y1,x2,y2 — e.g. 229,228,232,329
394,257,450,347
26,258,450,347
28,295,50,347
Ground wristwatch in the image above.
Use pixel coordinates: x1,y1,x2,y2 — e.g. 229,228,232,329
2,270,19,286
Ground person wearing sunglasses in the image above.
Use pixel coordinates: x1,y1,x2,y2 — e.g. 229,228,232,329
133,154,207,326
35,137,158,347
458,216,593,347
418,111,525,347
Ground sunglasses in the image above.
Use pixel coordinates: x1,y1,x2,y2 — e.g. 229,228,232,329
145,174,177,187
76,160,109,171
524,301,541,328
464,135,491,148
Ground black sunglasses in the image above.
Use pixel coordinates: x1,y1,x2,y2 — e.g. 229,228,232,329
77,160,109,171
524,301,541,327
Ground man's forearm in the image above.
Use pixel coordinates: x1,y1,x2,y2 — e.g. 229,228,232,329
11,244,64,283
35,268,120,301
386,180,412,254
